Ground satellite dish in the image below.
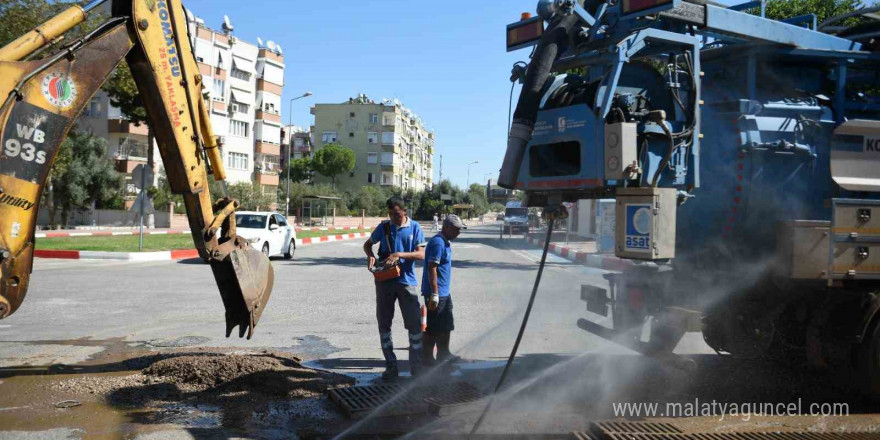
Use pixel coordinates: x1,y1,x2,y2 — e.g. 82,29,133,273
276,44,283,54
257,37,264,46
183,7,194,23
222,15,234,32
266,40,276,51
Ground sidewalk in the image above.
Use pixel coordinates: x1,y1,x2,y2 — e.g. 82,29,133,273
524,232,633,271
36,226,365,239
34,232,369,261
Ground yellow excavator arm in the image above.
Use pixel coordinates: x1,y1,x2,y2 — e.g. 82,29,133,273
0,0,273,338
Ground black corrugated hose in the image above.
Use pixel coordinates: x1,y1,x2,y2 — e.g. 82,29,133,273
468,218,555,437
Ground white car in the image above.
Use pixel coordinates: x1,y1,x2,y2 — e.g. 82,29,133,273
234,211,296,259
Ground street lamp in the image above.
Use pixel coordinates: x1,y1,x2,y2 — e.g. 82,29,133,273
466,161,478,188
286,91,313,218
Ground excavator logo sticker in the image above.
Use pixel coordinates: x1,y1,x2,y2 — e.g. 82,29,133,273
41,73,77,109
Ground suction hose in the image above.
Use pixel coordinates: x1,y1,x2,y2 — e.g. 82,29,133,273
497,14,580,189
469,218,556,436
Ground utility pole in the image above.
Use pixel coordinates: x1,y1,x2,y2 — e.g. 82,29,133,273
286,91,313,218
439,154,443,183
466,160,478,188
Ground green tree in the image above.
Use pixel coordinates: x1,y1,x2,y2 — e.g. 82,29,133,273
312,143,355,189
760,0,865,24
283,157,313,184
50,132,122,226
227,181,276,211
465,183,490,217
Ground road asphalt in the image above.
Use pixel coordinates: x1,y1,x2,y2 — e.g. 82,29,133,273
3,223,874,439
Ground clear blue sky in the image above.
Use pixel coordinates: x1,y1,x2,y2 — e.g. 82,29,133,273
182,0,878,189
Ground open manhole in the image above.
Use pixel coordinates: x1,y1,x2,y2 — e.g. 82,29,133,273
573,421,880,440
328,382,485,419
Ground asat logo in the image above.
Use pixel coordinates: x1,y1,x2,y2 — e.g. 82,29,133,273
557,116,567,133
41,73,77,108
866,137,880,153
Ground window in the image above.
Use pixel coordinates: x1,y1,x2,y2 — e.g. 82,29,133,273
382,173,391,185
381,132,395,145
231,67,250,80
82,98,100,117
275,214,287,227
367,132,378,144
226,152,248,169
212,79,225,101
216,50,224,68
321,131,337,143
230,102,249,114
381,152,394,165
370,113,379,124
367,153,378,164
350,112,355,118
367,173,375,183
230,120,249,137
383,115,395,125
264,102,277,114
349,132,354,138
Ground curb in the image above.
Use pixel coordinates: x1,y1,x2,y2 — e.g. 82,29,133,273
35,229,191,239
34,249,200,261
295,232,368,246
34,232,370,261
294,226,363,232
524,234,632,271
37,228,364,238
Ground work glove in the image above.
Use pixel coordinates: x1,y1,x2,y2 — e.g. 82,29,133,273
428,293,439,311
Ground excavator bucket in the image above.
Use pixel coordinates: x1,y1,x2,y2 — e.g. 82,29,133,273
210,245,274,339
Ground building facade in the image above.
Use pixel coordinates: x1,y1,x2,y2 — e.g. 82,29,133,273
189,16,286,200
311,95,434,193
76,14,287,208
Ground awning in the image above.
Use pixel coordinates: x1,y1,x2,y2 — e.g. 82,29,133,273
232,56,255,74
229,88,252,104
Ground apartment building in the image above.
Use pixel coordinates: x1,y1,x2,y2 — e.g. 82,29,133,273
311,95,434,193
189,16,285,199
77,91,160,208
76,14,286,207
281,125,313,162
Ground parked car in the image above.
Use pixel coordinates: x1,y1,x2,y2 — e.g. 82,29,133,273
234,211,296,259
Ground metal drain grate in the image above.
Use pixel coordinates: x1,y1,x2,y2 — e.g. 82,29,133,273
328,382,485,419
593,422,683,435
576,422,880,440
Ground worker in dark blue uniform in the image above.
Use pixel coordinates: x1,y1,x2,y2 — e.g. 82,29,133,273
421,214,463,366
363,196,426,380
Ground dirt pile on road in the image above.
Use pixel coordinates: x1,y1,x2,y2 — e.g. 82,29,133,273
142,352,353,397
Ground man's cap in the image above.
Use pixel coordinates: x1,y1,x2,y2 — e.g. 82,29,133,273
444,214,464,229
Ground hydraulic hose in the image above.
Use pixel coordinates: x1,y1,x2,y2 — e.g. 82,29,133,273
468,218,555,437
498,14,580,189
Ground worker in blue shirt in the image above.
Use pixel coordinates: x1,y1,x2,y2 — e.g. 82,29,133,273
421,214,463,366
363,196,426,380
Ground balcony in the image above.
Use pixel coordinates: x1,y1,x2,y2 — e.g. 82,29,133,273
255,110,281,123
255,141,280,156
255,165,280,186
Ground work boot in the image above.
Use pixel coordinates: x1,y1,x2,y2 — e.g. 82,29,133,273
381,364,399,382
422,333,436,367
